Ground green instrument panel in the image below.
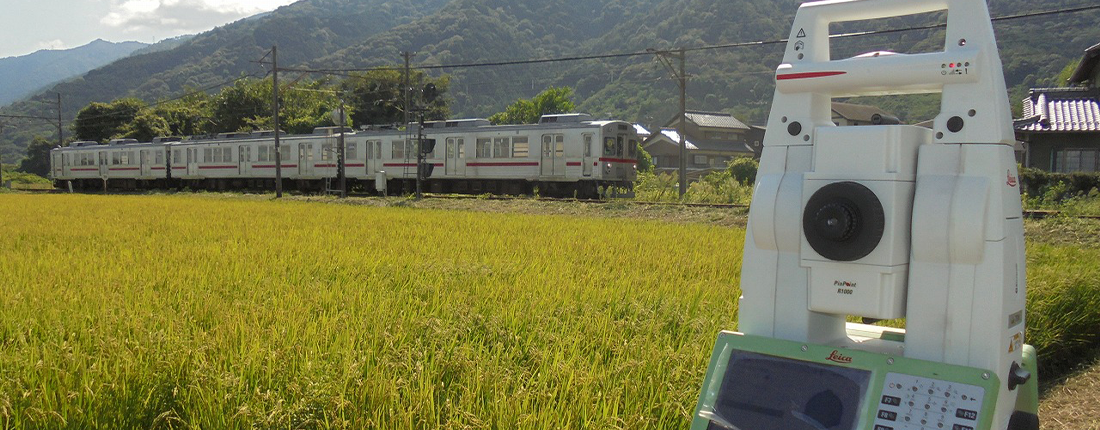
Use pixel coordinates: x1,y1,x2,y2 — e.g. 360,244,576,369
691,331,1000,430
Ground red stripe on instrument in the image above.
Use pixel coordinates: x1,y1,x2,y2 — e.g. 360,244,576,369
775,71,847,80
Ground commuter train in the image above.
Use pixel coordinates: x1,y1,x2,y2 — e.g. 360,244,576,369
49,114,640,198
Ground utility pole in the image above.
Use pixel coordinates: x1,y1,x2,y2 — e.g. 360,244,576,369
272,45,283,198
337,99,347,198
403,51,413,197
57,93,63,149
652,48,688,197
416,113,425,199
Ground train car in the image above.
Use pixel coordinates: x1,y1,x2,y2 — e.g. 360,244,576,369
50,113,640,198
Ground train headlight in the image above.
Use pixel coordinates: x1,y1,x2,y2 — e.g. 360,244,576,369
604,163,612,174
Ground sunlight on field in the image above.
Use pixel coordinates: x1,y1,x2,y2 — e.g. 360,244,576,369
2,194,1099,429
0,194,742,429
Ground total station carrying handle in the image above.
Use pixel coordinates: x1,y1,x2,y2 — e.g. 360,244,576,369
769,0,1014,145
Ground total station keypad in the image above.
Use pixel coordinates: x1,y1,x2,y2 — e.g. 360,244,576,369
871,373,985,430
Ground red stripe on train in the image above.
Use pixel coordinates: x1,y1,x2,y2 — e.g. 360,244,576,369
467,162,539,167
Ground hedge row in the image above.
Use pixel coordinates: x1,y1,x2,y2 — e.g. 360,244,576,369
1019,167,1100,199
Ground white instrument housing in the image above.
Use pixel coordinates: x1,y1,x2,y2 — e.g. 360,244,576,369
737,0,1026,428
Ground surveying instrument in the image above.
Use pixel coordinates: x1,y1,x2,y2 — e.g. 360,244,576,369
690,0,1039,429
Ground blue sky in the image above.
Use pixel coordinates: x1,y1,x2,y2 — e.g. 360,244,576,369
0,0,296,58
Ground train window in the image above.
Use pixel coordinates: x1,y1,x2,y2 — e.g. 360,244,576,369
629,139,638,157
555,135,564,157
347,143,358,160
112,152,121,165
280,145,290,160
584,134,593,157
476,138,492,158
204,148,213,163
493,137,510,159
457,139,465,158
512,136,529,158
374,141,382,160
130,151,137,165
155,151,163,164
258,145,269,162
223,147,232,162
616,137,624,157
446,138,456,159
392,140,405,159
604,137,616,156
321,143,334,161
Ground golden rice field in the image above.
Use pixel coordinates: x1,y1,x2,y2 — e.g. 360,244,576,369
0,194,1098,429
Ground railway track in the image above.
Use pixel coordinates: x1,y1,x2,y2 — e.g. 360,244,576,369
12,187,1100,219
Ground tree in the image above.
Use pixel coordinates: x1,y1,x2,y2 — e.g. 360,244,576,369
73,98,146,142
118,110,171,142
489,86,576,125
728,156,758,185
341,70,450,127
17,136,53,177
211,79,269,133
636,143,653,173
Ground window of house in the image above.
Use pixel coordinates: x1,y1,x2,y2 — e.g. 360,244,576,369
694,155,708,165
476,138,492,158
1056,148,1100,173
512,136,529,158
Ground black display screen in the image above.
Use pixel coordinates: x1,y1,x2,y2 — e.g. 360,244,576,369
706,350,871,430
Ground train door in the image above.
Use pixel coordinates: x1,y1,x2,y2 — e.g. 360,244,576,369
98,151,108,177
186,148,198,176
582,133,594,176
239,145,251,177
140,150,152,177
445,137,465,176
299,142,314,176
541,134,564,176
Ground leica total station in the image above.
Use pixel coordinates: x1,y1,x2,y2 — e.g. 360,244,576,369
690,0,1039,429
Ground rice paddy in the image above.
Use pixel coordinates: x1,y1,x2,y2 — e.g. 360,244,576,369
0,193,1097,429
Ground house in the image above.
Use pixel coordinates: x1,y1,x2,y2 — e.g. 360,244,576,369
642,111,761,179
1014,43,1100,172
831,102,900,126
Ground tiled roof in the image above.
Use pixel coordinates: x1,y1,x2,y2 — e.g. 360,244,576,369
1016,88,1100,132
655,129,699,150
682,111,750,130
633,123,651,136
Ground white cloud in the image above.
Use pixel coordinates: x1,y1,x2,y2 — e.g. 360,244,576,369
101,0,296,32
34,40,71,51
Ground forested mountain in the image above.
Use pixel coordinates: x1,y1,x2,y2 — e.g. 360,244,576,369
0,40,147,107
2,0,1098,165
